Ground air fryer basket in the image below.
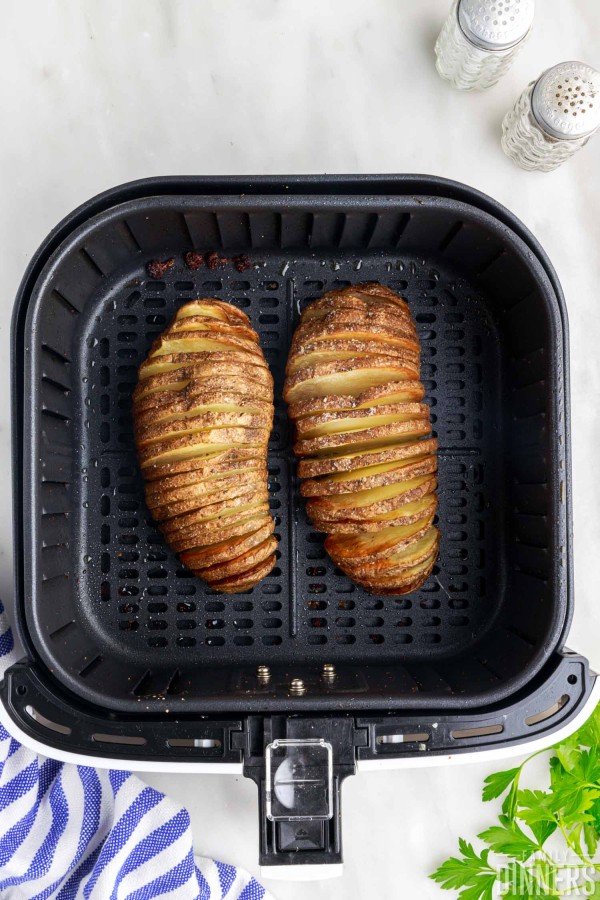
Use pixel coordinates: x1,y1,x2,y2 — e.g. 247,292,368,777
3,176,594,869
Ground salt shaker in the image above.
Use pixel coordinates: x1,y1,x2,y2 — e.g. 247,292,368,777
435,0,535,91
502,62,600,171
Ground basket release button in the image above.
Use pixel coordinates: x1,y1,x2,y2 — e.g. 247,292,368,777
276,820,325,853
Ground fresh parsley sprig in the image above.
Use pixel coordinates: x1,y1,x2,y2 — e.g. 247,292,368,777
430,703,600,898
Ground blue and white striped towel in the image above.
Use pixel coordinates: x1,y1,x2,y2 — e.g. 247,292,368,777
0,600,274,900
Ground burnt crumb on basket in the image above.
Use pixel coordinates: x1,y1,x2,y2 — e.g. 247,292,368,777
205,251,229,270
233,254,251,273
184,250,205,271
146,257,175,279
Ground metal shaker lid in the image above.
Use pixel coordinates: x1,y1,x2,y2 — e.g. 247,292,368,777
532,62,600,140
458,0,534,51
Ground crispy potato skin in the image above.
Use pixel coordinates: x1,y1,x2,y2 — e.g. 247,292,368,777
285,282,439,596
134,299,276,593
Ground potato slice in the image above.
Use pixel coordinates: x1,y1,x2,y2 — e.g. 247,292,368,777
138,427,270,467
309,494,438,534
148,471,267,520
144,457,264,494
341,527,439,578
207,555,277,594
301,286,410,319
284,357,420,403
295,403,429,439
288,382,425,419
143,447,262,482
298,306,416,333
166,317,259,343
325,514,435,563
134,395,273,429
297,437,438,479
170,509,272,554
137,351,270,382
294,419,431,457
161,489,270,538
148,332,264,360
199,536,278,582
356,550,438,595
301,454,437,497
306,475,436,521
286,342,419,376
175,299,250,325
291,322,419,353
180,519,276,570
153,485,264,523
134,379,273,416
146,464,266,504
136,410,272,448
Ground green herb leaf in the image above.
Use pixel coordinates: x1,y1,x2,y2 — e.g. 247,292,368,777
430,701,600,900
516,789,557,845
478,814,539,859
583,821,599,858
430,839,495,897
555,743,580,772
482,767,519,803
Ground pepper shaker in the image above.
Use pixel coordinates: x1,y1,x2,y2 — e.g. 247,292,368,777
435,0,535,91
502,62,600,171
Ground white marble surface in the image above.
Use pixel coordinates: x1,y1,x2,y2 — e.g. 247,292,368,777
1,0,599,896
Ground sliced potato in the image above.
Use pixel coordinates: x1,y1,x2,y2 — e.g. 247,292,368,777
310,494,438,534
134,375,273,419
170,509,272,554
134,397,273,431
288,381,425,419
147,332,264,360
136,410,272,448
283,357,419,403
294,419,431,457
138,427,270,467
175,299,250,324
148,471,267,521
297,305,416,331
161,489,270,538
207,555,277,594
357,549,438,595
199,536,278,582
137,351,270,383
291,322,419,353
306,475,436,521
166,317,259,342
295,403,429,439
343,527,439,579
297,437,438,479
180,519,276,570
300,454,437,497
144,457,264,494
325,514,435,563
286,341,419,376
143,447,262,482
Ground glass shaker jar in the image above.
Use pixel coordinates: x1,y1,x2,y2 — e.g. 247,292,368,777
502,62,600,171
435,0,535,91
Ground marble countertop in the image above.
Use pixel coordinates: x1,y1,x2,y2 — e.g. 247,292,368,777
1,0,599,895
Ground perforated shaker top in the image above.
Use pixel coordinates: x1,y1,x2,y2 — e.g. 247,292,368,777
532,62,600,140
458,0,534,50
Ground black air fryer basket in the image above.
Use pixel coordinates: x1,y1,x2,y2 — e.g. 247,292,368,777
3,176,595,871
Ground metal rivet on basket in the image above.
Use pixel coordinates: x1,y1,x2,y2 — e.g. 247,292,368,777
290,678,306,695
257,665,271,682
322,663,336,681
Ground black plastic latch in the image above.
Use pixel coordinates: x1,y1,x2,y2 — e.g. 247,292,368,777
242,716,359,867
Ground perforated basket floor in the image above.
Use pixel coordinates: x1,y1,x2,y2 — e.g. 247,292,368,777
20,182,569,713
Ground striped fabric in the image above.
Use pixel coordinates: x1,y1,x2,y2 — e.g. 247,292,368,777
0,601,274,900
